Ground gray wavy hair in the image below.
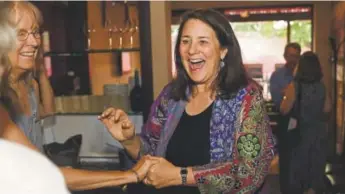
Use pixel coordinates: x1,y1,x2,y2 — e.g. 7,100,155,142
0,2,15,98
0,2,15,57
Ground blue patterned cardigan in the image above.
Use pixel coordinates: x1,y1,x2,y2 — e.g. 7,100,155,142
138,82,275,194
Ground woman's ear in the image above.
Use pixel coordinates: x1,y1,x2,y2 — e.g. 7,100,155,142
220,48,228,60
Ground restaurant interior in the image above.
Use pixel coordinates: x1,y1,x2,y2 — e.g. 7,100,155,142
24,1,345,193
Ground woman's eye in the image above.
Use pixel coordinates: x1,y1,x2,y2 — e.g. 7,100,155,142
200,40,208,45
181,39,190,44
17,31,27,36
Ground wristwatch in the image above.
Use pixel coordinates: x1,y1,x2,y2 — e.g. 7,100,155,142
180,167,187,185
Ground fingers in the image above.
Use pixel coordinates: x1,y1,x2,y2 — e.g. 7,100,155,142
98,108,127,122
114,109,126,122
143,173,155,184
143,177,151,185
148,159,160,166
142,155,162,167
99,107,114,118
134,156,160,179
139,158,159,171
121,120,133,129
146,155,161,160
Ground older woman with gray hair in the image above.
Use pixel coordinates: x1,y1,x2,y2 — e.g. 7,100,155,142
0,1,158,191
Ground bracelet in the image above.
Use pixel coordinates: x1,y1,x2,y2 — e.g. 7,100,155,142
129,169,140,183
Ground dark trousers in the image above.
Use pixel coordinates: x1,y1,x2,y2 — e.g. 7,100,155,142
277,113,293,194
277,116,304,194
278,133,292,194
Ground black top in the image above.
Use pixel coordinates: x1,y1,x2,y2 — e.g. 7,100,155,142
148,102,213,194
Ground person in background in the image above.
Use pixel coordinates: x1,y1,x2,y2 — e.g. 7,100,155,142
269,42,301,194
99,8,275,194
280,51,331,194
270,42,301,107
0,1,159,191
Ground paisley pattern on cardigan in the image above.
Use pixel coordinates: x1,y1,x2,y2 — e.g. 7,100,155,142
139,83,275,193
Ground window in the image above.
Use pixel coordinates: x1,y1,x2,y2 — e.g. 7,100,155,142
290,20,312,53
171,25,180,78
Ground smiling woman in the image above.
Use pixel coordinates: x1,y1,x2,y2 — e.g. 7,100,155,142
0,1,54,152
0,2,163,192
8,1,42,71
99,8,275,194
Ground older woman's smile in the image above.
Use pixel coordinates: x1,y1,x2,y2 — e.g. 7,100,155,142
19,50,36,57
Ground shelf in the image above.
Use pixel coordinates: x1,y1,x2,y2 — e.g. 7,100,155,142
44,48,140,57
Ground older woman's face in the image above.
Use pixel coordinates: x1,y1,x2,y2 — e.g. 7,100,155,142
179,19,227,85
8,12,41,71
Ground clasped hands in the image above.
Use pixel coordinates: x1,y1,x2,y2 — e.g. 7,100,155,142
98,108,181,189
130,155,181,188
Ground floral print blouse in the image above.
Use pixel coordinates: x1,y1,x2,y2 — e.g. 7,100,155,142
138,82,275,194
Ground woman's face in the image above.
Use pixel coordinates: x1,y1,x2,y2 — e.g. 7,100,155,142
8,11,41,72
179,19,227,85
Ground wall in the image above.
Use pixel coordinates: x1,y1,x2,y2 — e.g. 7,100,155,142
150,2,172,98
42,114,143,157
332,2,345,155
87,2,141,95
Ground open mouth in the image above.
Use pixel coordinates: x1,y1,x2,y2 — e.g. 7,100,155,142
19,51,36,57
188,58,205,72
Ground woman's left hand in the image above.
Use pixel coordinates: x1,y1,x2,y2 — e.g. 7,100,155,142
143,156,181,189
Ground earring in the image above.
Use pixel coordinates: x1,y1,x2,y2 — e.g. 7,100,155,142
220,59,225,68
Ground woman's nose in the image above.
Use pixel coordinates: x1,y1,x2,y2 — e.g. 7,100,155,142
26,33,39,46
188,42,197,55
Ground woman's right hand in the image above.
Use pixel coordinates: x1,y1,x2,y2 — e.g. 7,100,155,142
98,108,135,142
131,155,160,181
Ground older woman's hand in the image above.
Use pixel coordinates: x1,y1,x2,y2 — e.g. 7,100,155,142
143,156,181,189
130,155,160,182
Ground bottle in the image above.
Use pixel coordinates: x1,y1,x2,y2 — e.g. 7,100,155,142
129,69,142,112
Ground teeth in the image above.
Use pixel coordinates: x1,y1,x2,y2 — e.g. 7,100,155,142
20,52,35,57
189,59,205,65
190,59,203,63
